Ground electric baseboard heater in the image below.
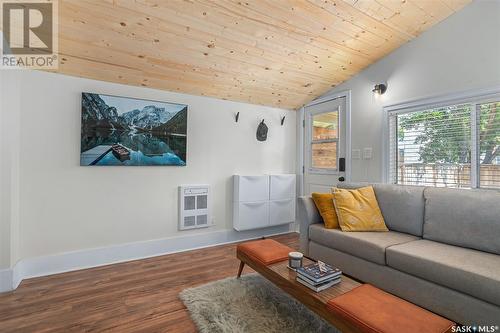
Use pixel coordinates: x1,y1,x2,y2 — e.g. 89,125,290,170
178,185,211,230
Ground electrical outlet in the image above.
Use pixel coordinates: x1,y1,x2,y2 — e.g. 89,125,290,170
363,148,373,160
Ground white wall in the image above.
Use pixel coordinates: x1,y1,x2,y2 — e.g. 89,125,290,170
0,70,296,269
0,69,21,270
320,0,500,182
0,70,7,269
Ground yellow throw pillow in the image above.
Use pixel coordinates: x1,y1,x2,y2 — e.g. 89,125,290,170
311,193,339,229
331,186,388,232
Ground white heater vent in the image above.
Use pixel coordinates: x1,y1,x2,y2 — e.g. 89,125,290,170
179,185,211,230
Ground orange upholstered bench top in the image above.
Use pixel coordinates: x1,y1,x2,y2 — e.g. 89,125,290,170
236,239,292,266
327,284,455,333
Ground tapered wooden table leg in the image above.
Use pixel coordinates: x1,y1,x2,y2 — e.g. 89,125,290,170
237,261,245,278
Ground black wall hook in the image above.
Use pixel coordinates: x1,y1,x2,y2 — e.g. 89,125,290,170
235,112,240,122
281,116,286,126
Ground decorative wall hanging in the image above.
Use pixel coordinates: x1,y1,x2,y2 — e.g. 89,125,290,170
256,119,268,141
80,93,187,166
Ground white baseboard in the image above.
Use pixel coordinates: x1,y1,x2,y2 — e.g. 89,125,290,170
1,224,295,293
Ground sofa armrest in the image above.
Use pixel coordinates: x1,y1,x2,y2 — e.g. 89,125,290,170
297,196,322,256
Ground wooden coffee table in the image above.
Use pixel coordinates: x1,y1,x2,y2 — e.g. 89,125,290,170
237,250,362,333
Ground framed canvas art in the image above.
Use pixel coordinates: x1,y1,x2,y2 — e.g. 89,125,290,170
80,93,187,166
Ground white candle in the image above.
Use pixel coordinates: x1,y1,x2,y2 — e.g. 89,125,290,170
288,251,303,269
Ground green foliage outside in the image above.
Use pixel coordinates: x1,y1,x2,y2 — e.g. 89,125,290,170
398,102,500,165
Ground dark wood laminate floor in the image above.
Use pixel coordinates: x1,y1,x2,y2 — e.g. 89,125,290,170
0,233,299,333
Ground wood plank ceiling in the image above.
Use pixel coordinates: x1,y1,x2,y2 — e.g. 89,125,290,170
55,0,471,109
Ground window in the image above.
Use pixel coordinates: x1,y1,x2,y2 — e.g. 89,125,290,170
387,96,500,189
310,111,338,170
478,102,500,188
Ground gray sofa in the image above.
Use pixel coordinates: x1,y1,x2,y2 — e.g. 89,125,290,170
298,183,500,325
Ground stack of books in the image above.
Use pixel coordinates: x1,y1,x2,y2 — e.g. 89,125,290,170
296,261,342,292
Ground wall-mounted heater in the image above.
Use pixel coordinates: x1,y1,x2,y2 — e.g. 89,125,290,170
178,185,211,230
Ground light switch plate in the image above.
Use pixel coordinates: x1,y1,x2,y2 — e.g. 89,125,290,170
363,148,373,160
352,149,361,159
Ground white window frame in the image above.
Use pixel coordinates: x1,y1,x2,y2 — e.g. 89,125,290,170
382,86,500,188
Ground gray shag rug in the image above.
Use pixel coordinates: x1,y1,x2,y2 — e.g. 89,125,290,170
179,274,340,333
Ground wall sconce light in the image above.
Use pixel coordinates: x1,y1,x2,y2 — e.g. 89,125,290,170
372,83,387,95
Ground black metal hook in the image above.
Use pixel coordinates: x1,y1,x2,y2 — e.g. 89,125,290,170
281,116,285,126
235,112,240,122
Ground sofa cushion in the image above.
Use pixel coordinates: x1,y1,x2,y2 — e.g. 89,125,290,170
339,183,425,236
332,186,388,232
311,192,339,229
387,239,500,307
309,224,419,265
423,187,500,254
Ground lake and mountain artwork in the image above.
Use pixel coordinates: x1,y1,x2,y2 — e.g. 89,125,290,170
80,93,187,166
